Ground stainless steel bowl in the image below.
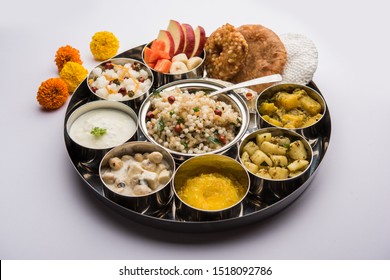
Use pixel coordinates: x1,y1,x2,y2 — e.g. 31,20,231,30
87,58,154,113
256,83,327,141
65,100,138,170
238,127,313,199
172,154,250,221
99,141,175,216
138,79,250,162
141,42,205,88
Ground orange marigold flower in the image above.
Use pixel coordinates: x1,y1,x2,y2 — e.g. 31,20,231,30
90,31,119,61
36,78,69,110
60,61,88,93
55,45,83,72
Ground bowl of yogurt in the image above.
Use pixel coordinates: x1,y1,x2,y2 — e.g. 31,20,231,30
65,100,138,169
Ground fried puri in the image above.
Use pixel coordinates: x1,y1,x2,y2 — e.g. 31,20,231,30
230,24,287,93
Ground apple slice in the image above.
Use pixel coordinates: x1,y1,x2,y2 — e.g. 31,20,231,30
156,30,175,57
191,26,206,58
181,23,196,58
167,20,185,55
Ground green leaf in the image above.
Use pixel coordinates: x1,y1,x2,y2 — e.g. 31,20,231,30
180,141,188,149
90,127,107,136
208,136,222,145
193,107,200,112
152,89,161,97
282,143,291,150
156,117,165,132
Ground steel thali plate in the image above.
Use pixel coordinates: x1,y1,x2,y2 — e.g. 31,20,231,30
64,45,331,232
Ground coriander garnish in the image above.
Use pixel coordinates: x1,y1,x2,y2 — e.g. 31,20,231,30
90,127,107,136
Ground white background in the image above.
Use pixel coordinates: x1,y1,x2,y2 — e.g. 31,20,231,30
1,0,389,259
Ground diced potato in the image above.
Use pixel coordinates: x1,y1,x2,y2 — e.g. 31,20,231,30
155,163,169,173
244,162,259,174
158,169,171,185
250,150,273,166
125,174,140,187
276,92,300,110
269,167,289,179
127,163,143,176
263,115,283,127
256,169,272,179
256,132,272,146
274,136,291,147
270,155,288,167
261,141,287,156
281,113,305,128
243,141,259,156
287,159,309,172
299,95,322,115
142,170,159,190
288,140,308,160
259,102,278,115
241,151,251,163
304,113,322,127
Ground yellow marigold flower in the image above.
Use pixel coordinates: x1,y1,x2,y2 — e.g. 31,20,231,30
36,78,69,110
55,45,83,72
60,61,88,93
90,31,119,60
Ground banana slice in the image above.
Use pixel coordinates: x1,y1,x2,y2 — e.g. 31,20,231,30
172,53,189,64
169,61,189,74
187,56,203,70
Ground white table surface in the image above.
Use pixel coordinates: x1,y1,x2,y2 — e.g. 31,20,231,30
1,0,389,260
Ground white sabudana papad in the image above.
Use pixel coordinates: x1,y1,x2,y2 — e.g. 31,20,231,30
279,33,318,85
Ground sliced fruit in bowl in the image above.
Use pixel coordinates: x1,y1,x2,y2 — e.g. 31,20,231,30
143,20,206,74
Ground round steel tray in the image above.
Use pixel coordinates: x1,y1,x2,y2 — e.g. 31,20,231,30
64,45,331,232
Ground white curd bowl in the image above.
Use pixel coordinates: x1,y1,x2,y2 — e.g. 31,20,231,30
65,100,138,169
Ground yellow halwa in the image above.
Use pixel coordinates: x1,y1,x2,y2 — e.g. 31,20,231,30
178,173,246,210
